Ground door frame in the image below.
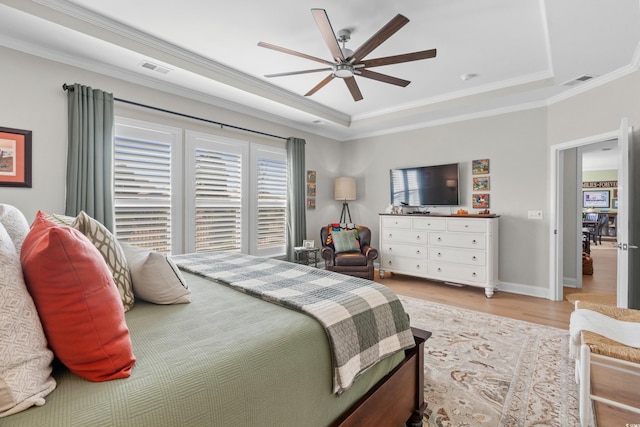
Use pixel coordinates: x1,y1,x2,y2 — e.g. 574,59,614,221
549,129,619,301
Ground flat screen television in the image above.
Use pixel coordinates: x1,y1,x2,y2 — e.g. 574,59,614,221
583,190,609,208
390,163,460,207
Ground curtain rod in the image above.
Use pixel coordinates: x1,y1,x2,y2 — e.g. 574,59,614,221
62,83,287,141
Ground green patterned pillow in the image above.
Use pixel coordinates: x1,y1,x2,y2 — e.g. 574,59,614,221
72,211,134,311
332,229,360,254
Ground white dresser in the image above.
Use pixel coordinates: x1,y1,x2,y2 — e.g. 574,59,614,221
378,214,499,298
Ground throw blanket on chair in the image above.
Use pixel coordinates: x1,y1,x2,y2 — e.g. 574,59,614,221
569,308,640,359
172,252,415,394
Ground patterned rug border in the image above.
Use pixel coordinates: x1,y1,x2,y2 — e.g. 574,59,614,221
397,295,583,427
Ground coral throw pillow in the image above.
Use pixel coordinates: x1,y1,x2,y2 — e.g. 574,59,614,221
20,211,135,382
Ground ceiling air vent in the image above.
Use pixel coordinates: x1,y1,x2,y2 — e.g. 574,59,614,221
139,61,171,75
561,74,595,86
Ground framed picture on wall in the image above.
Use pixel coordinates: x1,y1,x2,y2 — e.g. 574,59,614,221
0,126,32,187
307,170,316,183
472,176,490,191
472,159,489,175
472,193,490,209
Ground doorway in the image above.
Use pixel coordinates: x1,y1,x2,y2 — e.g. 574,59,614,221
565,140,618,302
549,127,621,302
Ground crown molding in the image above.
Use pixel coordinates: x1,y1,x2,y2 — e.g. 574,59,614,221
11,0,350,127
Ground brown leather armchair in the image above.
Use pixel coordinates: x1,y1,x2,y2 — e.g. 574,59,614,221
320,225,378,280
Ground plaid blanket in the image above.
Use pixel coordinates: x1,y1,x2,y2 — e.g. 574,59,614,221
171,252,415,394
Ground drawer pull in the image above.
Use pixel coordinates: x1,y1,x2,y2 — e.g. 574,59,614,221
437,267,442,272
465,224,469,228
416,235,421,240
472,256,477,261
472,239,477,245
416,264,421,270
388,260,392,266
437,252,442,257
389,247,393,252
416,250,421,255
437,237,442,242
472,272,477,277
389,233,393,238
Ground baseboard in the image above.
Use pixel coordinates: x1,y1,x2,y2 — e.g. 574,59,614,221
563,278,579,288
498,281,550,299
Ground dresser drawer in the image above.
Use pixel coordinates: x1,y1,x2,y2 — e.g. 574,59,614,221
381,242,428,258
381,255,428,275
430,232,486,250
447,219,487,233
381,216,412,229
429,247,486,266
428,262,487,284
382,229,428,244
412,217,446,231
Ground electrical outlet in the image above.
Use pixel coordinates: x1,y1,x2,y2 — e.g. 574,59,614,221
528,210,543,220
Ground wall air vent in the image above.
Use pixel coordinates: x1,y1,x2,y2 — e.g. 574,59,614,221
139,61,171,75
561,74,595,86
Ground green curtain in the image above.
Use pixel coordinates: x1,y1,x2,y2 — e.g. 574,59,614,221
65,83,115,231
286,137,307,261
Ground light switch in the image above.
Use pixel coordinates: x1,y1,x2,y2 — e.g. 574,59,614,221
528,210,543,220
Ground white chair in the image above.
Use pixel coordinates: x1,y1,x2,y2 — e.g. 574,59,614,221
571,301,640,426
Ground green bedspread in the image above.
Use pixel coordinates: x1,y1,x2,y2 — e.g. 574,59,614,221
4,272,405,426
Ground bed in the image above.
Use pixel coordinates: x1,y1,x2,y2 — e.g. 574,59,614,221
1,208,430,427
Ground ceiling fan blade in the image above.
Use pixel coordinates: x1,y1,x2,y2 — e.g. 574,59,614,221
305,74,335,97
311,9,345,62
344,77,363,101
265,67,333,78
360,49,437,68
349,14,409,64
258,41,333,66
358,69,410,87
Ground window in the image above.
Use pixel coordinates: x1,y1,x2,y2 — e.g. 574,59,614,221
113,119,287,257
251,145,288,257
113,118,182,254
185,132,248,253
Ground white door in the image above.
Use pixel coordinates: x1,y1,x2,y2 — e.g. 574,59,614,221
616,118,636,308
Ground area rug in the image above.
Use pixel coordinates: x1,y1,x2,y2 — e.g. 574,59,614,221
565,292,616,306
399,296,585,427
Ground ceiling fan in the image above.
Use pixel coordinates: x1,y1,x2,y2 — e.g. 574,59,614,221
258,9,437,102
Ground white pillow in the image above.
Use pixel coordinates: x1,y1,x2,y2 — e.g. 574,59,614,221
120,243,191,305
0,223,56,418
0,204,30,253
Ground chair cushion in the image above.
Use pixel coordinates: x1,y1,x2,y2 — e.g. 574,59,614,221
334,252,368,267
332,229,361,253
20,212,136,382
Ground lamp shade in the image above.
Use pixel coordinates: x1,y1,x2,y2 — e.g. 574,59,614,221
334,177,356,201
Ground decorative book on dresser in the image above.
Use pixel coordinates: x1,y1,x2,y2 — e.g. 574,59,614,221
379,214,499,298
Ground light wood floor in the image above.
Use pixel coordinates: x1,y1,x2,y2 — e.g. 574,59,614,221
377,245,617,330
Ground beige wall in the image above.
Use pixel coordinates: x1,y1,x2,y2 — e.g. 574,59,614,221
343,109,550,295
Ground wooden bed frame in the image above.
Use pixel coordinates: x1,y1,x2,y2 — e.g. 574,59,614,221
333,327,431,427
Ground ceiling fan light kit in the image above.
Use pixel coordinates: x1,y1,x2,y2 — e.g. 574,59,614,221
258,8,437,101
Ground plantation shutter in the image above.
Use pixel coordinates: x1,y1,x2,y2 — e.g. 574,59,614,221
255,152,287,254
193,147,243,252
114,136,173,253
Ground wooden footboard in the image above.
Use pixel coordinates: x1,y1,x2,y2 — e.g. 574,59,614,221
333,327,431,427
